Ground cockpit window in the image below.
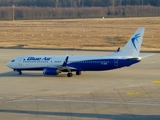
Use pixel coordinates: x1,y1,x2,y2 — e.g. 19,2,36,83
11,60,15,62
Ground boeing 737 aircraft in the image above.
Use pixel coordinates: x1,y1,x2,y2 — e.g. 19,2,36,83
6,28,152,77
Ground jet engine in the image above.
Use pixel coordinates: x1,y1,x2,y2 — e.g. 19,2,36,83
43,68,61,75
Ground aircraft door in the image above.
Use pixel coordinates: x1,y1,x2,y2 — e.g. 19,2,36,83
50,58,53,64
18,59,22,66
114,59,118,66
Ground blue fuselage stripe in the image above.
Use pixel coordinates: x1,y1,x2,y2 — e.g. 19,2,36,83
14,59,140,71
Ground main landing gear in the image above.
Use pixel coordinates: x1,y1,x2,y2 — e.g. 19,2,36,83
67,72,73,77
76,71,81,75
67,71,81,77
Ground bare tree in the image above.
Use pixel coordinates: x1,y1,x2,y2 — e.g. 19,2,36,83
70,0,73,7
111,0,115,7
78,0,81,7
81,0,84,7
116,0,122,6
56,0,59,8
119,0,122,6
142,0,144,6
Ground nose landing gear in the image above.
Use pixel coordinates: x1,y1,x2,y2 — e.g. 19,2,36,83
14,70,22,75
18,71,22,75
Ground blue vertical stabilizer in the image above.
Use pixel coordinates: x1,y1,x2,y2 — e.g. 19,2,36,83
110,28,145,57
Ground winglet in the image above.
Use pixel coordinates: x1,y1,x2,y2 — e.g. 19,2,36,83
62,56,69,66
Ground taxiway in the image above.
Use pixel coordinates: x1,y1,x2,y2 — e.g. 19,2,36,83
0,49,160,120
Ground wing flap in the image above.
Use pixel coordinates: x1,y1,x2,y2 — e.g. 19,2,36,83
57,66,77,71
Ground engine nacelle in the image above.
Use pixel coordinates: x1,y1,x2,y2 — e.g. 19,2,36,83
43,68,60,75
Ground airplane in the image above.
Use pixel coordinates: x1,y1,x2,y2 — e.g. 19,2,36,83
6,28,153,77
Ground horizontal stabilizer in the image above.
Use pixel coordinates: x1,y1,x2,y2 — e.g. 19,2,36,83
127,57,141,61
140,54,155,59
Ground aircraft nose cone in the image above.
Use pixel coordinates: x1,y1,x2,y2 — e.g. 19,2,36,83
6,62,12,68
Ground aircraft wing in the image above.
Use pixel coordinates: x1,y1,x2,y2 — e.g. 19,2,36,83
57,66,77,71
57,56,77,72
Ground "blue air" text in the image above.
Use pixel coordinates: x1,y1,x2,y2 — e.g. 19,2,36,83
27,57,51,61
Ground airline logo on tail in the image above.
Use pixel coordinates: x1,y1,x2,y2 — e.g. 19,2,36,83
131,33,140,50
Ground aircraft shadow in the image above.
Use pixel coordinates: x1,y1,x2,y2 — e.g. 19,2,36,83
0,71,67,78
0,109,159,120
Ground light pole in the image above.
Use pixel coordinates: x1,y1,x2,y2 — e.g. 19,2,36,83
13,5,15,21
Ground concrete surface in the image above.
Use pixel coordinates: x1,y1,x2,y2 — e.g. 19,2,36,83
0,49,160,120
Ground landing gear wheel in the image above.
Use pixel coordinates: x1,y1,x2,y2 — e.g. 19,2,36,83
76,71,81,75
67,73,73,77
18,71,22,75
